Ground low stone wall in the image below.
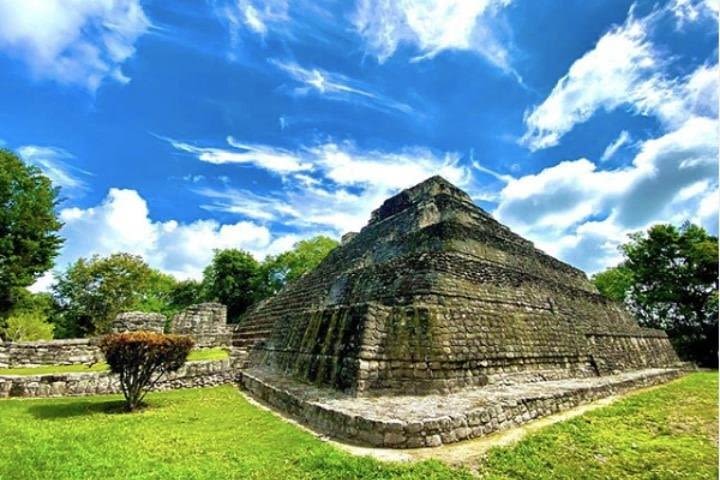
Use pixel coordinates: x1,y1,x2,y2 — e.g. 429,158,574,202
0,359,235,398
0,339,101,368
240,367,688,448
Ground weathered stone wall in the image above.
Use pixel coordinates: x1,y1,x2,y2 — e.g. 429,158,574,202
236,176,682,396
112,312,166,333
587,331,680,375
0,359,234,398
0,339,101,368
240,367,687,448
171,303,231,348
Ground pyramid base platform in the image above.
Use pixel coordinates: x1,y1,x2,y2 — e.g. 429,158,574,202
239,366,690,448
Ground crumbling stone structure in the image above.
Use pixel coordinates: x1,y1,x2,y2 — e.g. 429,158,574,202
0,339,101,368
234,176,686,446
171,303,231,348
111,312,166,333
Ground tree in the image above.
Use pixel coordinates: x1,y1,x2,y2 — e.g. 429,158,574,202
594,223,718,367
168,279,206,311
99,332,193,411
0,149,63,315
202,249,259,321
0,287,59,341
591,265,633,302
2,311,54,341
53,253,177,337
132,270,178,320
256,236,338,299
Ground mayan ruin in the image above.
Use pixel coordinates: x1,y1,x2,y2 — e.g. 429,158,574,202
232,176,688,447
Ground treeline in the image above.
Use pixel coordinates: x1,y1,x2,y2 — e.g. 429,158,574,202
0,147,338,341
592,223,718,368
2,238,337,341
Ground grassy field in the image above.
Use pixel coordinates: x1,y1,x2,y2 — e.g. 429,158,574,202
0,372,715,480
0,347,229,376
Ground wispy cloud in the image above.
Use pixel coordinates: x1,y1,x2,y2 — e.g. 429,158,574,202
271,59,414,114
187,139,472,233
670,0,719,28
169,136,312,174
0,0,150,91
521,6,718,151
600,130,632,162
17,145,91,193
352,0,517,76
215,0,290,53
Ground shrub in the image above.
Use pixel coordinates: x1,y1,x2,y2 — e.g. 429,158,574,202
98,332,194,411
2,311,54,341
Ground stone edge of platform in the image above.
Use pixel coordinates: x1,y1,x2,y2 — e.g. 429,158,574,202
238,368,687,448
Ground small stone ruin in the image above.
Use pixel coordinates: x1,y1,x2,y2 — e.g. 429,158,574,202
111,312,166,333
171,303,231,348
233,175,689,447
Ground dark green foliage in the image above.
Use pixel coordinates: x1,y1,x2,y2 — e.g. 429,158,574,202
168,279,206,311
0,149,63,315
256,236,338,299
594,223,718,367
98,332,194,411
52,253,178,337
202,249,259,321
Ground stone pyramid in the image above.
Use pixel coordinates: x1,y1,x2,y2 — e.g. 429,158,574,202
234,176,681,397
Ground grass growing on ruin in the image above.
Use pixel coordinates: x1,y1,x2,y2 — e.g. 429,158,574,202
0,347,229,376
0,372,715,479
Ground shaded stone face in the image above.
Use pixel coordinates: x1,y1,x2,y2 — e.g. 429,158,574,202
112,312,166,333
171,303,231,348
234,176,682,396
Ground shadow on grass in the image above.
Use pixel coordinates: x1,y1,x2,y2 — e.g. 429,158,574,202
28,400,134,419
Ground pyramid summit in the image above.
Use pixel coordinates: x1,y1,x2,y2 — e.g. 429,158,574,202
234,176,686,447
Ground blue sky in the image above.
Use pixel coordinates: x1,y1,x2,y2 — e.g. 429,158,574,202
0,0,717,286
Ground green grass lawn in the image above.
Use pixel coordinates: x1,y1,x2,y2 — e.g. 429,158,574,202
0,347,229,376
0,372,716,480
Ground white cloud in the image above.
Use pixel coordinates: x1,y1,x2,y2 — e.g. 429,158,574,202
352,0,516,74
170,136,313,174
670,0,719,27
194,140,472,234
521,12,666,150
218,0,289,48
497,116,718,272
17,145,91,192
521,5,719,151
513,1,718,270
0,0,150,91
600,130,632,162
50,188,304,284
271,59,413,114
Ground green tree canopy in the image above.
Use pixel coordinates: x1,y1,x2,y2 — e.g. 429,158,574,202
202,249,260,322
52,253,177,337
168,279,206,312
257,236,339,299
591,265,633,302
593,223,718,367
2,311,54,342
0,149,63,314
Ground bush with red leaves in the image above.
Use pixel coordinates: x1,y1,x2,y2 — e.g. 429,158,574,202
98,332,194,411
